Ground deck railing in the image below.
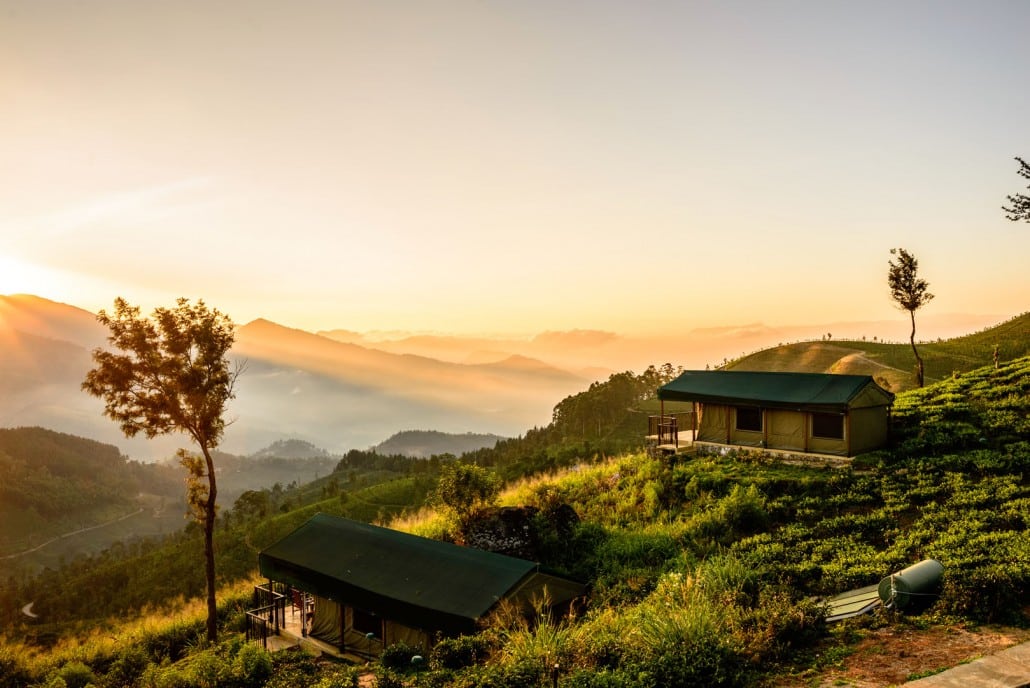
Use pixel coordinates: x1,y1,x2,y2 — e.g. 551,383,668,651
246,584,288,649
648,413,694,445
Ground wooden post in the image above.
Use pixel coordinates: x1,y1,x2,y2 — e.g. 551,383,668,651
763,408,768,448
846,412,852,456
339,601,346,653
692,402,697,438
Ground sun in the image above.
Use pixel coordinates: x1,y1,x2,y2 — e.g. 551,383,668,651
0,254,63,297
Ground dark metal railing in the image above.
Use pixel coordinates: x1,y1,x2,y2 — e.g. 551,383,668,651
246,584,288,649
648,413,694,445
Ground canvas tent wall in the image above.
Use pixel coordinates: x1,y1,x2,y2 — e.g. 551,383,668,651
658,370,893,456
258,514,585,652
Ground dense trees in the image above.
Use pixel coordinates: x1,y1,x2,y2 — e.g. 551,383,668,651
82,298,242,643
1002,156,1030,223
888,248,934,387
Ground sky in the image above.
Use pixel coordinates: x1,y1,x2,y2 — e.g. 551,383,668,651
1,0,1028,338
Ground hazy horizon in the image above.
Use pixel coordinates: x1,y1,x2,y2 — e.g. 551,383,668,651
2,1,1028,338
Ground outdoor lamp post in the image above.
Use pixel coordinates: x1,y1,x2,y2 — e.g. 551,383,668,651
412,655,424,686
365,631,375,661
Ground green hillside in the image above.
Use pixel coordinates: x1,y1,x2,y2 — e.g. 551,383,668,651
0,428,182,558
1,357,1027,687
374,429,507,458
726,311,1030,392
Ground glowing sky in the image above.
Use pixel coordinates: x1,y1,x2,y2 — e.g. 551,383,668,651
2,1,1028,336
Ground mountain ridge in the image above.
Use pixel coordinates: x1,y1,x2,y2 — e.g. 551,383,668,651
0,297,591,458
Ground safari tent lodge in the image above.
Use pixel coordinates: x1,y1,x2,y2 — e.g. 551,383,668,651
249,514,585,657
654,370,894,457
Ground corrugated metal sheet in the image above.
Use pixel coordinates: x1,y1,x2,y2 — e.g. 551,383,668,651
825,583,882,622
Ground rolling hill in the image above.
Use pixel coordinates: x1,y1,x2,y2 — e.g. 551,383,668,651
725,311,1030,391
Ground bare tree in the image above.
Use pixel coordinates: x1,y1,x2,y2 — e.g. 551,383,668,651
82,297,242,642
1002,156,1030,223
887,248,934,387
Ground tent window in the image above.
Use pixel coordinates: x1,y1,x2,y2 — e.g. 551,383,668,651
735,407,762,432
812,413,844,440
353,608,381,639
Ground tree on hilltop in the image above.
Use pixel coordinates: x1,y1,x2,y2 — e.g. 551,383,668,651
1002,156,1030,223
887,248,934,387
82,297,242,643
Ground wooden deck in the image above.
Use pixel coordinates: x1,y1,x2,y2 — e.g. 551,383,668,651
281,614,370,662
251,599,369,663
646,430,696,453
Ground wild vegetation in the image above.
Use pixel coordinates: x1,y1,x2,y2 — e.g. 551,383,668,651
0,347,1027,685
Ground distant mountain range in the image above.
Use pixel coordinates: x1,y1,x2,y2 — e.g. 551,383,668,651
373,430,506,458
0,295,589,459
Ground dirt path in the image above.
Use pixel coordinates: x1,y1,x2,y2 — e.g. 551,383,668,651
0,507,145,560
774,624,1030,687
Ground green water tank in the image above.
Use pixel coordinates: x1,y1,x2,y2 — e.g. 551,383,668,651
878,559,944,610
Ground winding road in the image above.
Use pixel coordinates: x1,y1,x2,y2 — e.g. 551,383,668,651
0,507,145,560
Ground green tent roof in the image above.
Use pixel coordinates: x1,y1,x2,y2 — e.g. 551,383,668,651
259,514,540,635
658,370,893,412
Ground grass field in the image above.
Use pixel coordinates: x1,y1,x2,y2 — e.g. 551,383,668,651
727,312,1030,391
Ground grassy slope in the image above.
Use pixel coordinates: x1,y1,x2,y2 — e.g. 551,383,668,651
3,356,1028,686
726,311,1030,392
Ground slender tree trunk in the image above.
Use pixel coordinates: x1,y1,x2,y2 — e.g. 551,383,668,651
202,445,218,643
908,309,925,387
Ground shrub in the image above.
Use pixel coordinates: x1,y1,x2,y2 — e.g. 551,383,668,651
473,660,542,688
0,645,34,688
430,635,489,670
185,651,229,688
146,666,193,688
54,661,96,688
264,648,319,688
372,666,405,688
232,643,273,687
379,641,422,670
104,646,149,688
310,665,360,688
643,638,747,688
138,618,205,662
562,668,648,688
